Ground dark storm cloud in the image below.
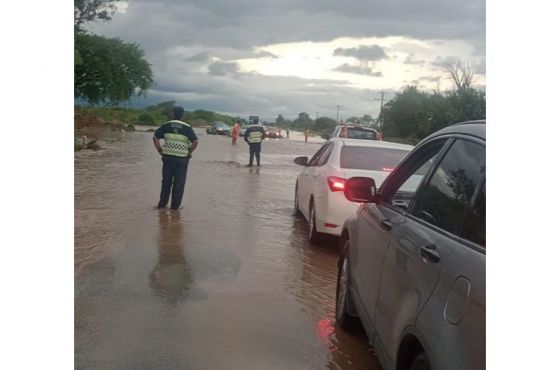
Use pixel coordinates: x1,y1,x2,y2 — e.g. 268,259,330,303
432,55,460,69
474,59,486,74
88,0,484,116
333,63,383,77
183,49,277,64
207,61,240,76
130,69,387,120
419,75,442,82
185,52,211,63
90,0,485,53
404,53,426,65
333,45,387,61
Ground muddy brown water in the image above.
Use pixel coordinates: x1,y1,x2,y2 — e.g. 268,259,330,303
75,129,382,370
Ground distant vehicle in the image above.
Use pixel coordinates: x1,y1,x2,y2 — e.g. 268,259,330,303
206,122,230,135
265,127,282,139
239,125,250,137
248,115,260,125
336,121,486,370
293,138,412,242
323,125,379,140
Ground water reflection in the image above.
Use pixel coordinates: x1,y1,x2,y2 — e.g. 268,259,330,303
149,210,192,305
285,217,381,370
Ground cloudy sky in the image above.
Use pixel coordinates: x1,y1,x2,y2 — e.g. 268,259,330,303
87,0,485,121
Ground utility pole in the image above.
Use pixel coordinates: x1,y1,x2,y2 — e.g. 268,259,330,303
316,112,319,121
336,105,341,122
374,92,385,130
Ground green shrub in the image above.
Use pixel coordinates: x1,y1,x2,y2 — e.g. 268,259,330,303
137,112,155,125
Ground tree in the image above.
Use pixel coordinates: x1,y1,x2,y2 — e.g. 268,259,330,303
446,62,485,122
146,101,176,116
380,60,485,140
314,117,337,131
137,112,155,125
75,33,153,105
382,86,432,139
293,112,313,129
447,62,474,92
74,0,121,31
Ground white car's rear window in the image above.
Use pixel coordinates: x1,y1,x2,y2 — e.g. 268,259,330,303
340,146,409,171
338,127,377,140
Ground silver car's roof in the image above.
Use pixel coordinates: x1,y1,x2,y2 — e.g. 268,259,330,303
420,120,486,143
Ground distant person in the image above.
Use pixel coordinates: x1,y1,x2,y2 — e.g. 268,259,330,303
342,123,348,138
304,127,309,143
286,128,290,139
278,128,282,137
152,106,199,210
232,120,240,145
244,123,265,167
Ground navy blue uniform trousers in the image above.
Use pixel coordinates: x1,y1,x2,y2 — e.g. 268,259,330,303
249,143,262,166
158,155,190,209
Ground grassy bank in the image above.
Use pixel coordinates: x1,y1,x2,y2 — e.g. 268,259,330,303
75,105,238,128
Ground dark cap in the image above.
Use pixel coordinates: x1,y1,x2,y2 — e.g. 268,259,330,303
172,106,184,119
173,106,184,115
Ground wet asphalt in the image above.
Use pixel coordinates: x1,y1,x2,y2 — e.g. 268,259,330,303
75,128,382,370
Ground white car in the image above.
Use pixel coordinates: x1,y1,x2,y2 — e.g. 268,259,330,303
293,138,413,243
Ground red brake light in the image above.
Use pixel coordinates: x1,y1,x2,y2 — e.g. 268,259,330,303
327,176,346,192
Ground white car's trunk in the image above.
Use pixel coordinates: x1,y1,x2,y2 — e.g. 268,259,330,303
341,169,392,189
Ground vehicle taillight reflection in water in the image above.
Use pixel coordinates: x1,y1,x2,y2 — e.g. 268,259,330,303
316,318,335,347
327,176,346,192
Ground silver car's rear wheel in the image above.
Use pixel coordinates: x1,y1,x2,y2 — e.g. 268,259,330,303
335,246,358,329
409,351,431,370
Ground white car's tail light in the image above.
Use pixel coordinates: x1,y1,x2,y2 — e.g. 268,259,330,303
327,176,346,192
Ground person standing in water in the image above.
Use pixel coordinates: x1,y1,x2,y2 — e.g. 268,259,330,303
231,120,240,145
243,123,265,167
152,106,199,210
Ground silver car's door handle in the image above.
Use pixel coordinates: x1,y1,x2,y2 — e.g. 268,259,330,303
420,244,440,264
380,220,392,231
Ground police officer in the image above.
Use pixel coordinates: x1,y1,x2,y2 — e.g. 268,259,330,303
152,106,199,210
243,123,265,167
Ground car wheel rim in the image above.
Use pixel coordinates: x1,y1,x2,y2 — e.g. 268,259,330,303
309,205,315,239
337,256,348,319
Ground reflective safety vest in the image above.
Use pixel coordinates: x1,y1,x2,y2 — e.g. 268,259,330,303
162,120,192,157
247,126,264,143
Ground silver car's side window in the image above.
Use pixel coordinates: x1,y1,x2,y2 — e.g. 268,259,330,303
382,139,448,211
411,139,485,236
462,183,486,248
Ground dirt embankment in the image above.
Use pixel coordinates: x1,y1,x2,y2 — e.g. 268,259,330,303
75,113,134,151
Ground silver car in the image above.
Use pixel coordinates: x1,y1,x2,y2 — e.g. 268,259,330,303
336,121,485,370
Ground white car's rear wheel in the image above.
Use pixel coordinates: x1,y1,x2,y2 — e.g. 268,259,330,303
308,200,321,244
294,184,302,217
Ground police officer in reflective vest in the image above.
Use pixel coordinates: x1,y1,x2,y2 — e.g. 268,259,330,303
243,124,265,167
152,106,199,210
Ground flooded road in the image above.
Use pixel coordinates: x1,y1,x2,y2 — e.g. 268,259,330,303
75,129,382,370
